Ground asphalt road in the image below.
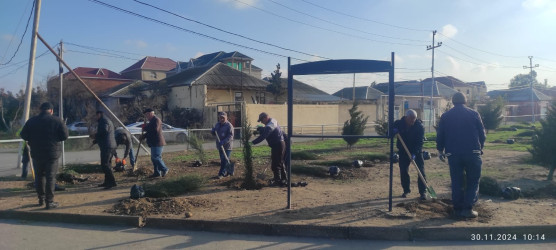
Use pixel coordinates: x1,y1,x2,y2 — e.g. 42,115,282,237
1,219,554,250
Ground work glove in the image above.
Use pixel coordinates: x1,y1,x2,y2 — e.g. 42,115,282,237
115,157,121,163
411,154,416,160
390,128,399,138
218,141,224,148
438,150,446,162
122,159,127,165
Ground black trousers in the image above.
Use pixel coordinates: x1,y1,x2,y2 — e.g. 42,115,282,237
100,147,117,185
398,152,426,195
270,141,287,181
33,157,59,203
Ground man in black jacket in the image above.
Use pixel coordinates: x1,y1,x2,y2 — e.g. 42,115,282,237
393,109,426,200
94,111,117,189
20,102,68,209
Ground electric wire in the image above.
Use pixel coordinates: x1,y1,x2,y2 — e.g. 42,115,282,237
266,0,428,43
0,49,51,79
300,0,430,32
0,0,35,65
1,0,33,62
88,0,310,62
233,0,425,47
65,49,140,61
133,0,331,60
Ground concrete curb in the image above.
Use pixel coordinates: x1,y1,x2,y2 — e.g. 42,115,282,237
0,210,142,228
1,210,555,241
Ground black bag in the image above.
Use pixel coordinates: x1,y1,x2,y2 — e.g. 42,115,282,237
130,184,145,199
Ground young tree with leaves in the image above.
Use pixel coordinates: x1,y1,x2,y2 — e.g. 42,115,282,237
342,102,368,149
529,102,556,180
477,96,504,133
266,64,283,102
241,119,257,189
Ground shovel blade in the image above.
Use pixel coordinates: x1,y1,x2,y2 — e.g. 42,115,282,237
427,186,438,199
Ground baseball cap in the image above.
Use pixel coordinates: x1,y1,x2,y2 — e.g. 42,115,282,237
257,112,268,122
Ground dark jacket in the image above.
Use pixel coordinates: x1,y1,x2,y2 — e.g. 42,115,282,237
436,104,486,155
96,116,116,150
144,116,166,147
393,117,424,156
212,121,234,150
20,111,69,159
115,128,133,159
252,118,284,147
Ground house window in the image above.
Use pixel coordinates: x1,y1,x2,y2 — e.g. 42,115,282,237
467,89,470,94
235,92,243,102
150,71,157,79
256,92,266,104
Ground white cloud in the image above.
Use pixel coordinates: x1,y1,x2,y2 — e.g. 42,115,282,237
124,39,148,49
522,0,549,9
440,24,458,38
2,34,14,41
194,52,204,59
446,56,460,71
394,54,404,63
219,0,259,9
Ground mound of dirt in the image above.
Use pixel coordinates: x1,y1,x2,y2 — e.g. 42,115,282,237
106,197,215,217
396,199,493,223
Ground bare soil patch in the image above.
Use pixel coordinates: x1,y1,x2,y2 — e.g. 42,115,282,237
1,144,555,228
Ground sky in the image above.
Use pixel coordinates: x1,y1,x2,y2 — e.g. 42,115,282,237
1,0,556,95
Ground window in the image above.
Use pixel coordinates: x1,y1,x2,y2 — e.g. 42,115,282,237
150,71,157,79
256,92,266,104
235,92,243,102
467,89,470,94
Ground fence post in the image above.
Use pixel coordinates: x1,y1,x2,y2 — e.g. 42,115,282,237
321,125,324,140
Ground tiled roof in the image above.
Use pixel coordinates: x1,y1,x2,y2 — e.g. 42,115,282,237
278,78,344,102
190,51,253,68
120,56,176,74
488,88,552,102
161,63,268,90
67,67,127,80
332,86,384,100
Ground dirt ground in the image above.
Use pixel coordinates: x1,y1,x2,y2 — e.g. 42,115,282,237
1,146,555,228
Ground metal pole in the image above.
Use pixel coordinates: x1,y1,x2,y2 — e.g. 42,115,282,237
18,0,42,170
287,57,293,209
352,73,355,103
36,33,149,154
388,52,395,212
59,41,65,169
426,30,442,132
524,56,539,123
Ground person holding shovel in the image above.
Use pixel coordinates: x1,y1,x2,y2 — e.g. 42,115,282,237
437,92,486,219
141,108,169,178
94,111,118,189
20,102,69,209
113,127,135,169
393,109,427,200
252,112,287,187
211,111,234,178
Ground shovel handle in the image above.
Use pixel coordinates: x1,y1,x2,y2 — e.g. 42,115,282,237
215,132,231,164
396,133,430,190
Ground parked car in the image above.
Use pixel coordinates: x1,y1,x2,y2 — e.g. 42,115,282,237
124,122,189,143
67,121,90,135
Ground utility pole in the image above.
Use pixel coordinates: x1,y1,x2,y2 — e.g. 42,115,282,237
523,56,538,123
426,30,442,132
18,0,42,169
58,41,65,169
352,73,355,103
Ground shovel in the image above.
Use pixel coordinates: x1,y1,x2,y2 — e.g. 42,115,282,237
215,132,234,176
133,121,146,172
396,133,437,199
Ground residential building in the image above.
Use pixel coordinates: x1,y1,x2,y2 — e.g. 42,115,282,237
168,51,262,79
120,56,176,82
488,87,552,122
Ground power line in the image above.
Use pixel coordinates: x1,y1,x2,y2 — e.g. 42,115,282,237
266,0,428,43
65,49,140,61
0,0,35,66
0,49,51,79
87,0,309,62
1,0,33,62
132,0,331,60
233,0,425,47
300,0,430,32
64,42,145,57
437,32,524,59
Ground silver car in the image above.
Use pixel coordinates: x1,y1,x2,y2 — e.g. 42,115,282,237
124,122,188,143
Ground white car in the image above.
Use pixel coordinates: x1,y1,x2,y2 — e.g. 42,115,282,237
67,121,90,134
124,122,189,143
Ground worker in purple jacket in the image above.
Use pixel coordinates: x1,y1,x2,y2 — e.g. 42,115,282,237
252,112,287,186
437,92,486,219
211,111,234,178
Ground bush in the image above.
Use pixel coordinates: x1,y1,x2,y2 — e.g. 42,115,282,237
342,102,368,148
374,119,388,136
478,96,504,133
291,151,318,160
479,176,502,196
529,101,556,180
65,164,103,174
291,165,328,177
143,174,205,198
